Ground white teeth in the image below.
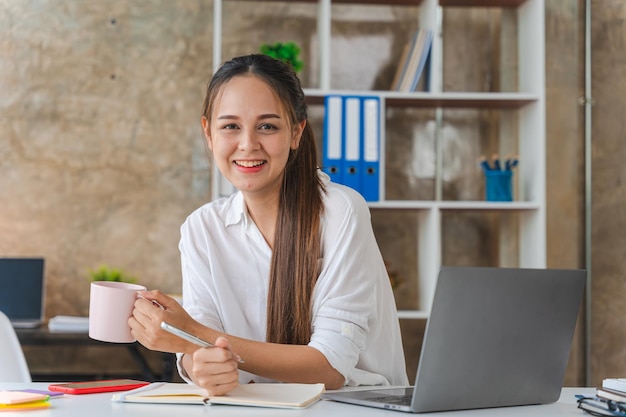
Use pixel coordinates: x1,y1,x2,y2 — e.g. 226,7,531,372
236,160,265,168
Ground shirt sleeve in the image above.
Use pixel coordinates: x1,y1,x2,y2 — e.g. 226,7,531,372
308,186,391,385
179,214,224,332
174,214,223,384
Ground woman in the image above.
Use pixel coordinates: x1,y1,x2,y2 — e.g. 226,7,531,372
130,54,408,395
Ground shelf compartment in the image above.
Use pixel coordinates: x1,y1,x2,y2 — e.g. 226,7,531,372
372,209,440,315
372,209,423,310
220,1,318,89
441,210,524,269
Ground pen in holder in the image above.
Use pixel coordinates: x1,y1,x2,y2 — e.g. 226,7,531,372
480,154,516,202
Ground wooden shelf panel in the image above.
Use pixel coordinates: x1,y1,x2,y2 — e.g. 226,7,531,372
440,0,526,7
224,0,423,4
369,201,434,210
223,0,526,6
305,90,537,109
384,92,536,109
437,201,540,210
397,310,430,319
369,201,540,210
332,0,423,4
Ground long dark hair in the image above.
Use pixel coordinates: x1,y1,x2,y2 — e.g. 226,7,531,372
202,54,325,345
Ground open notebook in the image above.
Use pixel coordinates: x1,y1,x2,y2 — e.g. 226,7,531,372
325,266,586,413
111,382,325,409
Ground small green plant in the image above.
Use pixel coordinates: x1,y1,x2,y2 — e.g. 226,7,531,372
259,41,303,73
88,264,137,284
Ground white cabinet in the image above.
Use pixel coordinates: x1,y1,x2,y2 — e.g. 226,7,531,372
211,0,546,318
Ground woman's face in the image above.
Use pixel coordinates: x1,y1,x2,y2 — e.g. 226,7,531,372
202,75,305,199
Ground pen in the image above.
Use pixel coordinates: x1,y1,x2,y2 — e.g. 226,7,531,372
492,154,501,171
504,155,518,171
479,156,491,172
160,321,245,363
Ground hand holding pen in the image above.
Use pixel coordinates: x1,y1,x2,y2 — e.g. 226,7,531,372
161,321,244,364
163,321,243,396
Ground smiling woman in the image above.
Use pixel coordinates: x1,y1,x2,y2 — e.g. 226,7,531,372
128,54,408,396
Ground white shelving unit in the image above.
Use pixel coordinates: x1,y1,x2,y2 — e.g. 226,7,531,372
211,0,546,318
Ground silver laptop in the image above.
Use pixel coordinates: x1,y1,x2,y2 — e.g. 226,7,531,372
0,258,46,328
324,266,586,413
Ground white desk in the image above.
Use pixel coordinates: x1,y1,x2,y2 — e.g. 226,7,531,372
0,383,593,416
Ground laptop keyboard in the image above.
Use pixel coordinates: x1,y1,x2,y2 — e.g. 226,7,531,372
365,394,413,406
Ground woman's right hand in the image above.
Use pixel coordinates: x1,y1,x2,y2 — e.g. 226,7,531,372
187,336,240,396
129,289,195,354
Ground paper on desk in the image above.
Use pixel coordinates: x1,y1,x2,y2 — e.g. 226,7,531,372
48,315,90,332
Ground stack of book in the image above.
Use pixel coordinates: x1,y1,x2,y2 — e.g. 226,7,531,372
390,28,434,92
48,315,89,333
597,378,626,403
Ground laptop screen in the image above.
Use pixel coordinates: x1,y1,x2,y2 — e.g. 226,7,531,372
0,258,45,326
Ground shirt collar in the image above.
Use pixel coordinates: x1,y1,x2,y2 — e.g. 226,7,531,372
318,169,330,186
224,191,247,228
222,169,329,228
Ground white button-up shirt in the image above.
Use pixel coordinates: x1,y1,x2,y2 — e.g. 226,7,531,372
178,172,408,386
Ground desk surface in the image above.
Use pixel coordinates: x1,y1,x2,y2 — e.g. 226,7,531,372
0,383,593,416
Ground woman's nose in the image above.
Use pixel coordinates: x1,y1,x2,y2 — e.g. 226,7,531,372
238,129,260,151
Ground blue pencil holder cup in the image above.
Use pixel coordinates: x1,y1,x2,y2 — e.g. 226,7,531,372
484,170,513,202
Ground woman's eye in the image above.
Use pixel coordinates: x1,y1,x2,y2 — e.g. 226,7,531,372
259,123,277,131
222,123,238,130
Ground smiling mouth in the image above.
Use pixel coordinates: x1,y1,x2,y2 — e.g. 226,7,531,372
235,160,266,168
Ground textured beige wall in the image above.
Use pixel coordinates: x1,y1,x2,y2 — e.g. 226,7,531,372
590,0,626,387
0,0,606,385
0,1,215,378
0,1,215,318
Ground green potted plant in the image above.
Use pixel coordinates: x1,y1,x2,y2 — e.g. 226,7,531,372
88,264,137,284
259,41,303,73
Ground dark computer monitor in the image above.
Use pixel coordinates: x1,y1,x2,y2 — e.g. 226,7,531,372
0,257,45,328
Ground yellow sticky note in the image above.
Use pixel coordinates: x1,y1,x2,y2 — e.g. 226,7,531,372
0,400,50,411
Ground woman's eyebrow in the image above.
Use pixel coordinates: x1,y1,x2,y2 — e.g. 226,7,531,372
258,113,281,120
216,114,238,120
216,113,281,120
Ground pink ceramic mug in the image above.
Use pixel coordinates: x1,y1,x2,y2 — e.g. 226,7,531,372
89,281,147,343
